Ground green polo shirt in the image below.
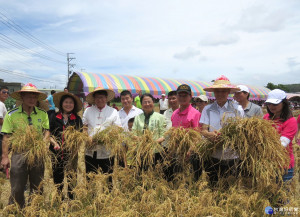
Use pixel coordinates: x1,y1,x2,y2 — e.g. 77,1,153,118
1,105,49,134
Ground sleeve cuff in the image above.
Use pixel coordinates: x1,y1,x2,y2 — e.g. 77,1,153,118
280,136,290,148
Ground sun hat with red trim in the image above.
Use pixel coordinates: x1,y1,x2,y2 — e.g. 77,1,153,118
53,92,83,112
204,75,240,93
10,83,47,101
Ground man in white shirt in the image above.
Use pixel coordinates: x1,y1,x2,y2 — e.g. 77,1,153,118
200,75,244,185
159,94,168,114
163,91,179,130
83,88,121,175
118,90,143,131
0,86,8,171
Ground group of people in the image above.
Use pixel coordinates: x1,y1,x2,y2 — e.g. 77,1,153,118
0,74,299,208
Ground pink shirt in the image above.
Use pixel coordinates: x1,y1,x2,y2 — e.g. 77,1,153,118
263,114,298,168
171,104,201,129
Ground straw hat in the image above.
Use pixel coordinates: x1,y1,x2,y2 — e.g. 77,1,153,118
53,92,83,113
204,75,240,93
86,87,115,104
10,83,47,101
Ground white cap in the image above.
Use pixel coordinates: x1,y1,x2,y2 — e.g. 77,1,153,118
265,89,286,104
162,93,166,96
237,85,249,93
196,95,208,102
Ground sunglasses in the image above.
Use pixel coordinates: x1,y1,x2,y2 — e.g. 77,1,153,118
1,91,9,94
28,116,33,125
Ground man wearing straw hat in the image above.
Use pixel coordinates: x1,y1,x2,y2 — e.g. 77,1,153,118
1,83,50,208
200,75,244,185
83,87,121,174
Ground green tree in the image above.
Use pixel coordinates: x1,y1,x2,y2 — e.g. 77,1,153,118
4,97,16,110
266,82,276,90
277,84,290,92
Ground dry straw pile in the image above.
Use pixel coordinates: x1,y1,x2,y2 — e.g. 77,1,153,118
1,118,299,216
207,117,290,192
9,124,48,166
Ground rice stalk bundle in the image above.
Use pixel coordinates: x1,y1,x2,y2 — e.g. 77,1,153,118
128,129,164,171
92,125,127,162
10,124,48,166
212,117,290,190
63,126,87,165
165,127,207,166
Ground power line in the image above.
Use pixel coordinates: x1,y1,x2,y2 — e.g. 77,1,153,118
0,10,65,56
0,33,65,64
0,68,66,84
0,43,61,69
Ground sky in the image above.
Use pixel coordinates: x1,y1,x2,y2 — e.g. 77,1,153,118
0,0,299,89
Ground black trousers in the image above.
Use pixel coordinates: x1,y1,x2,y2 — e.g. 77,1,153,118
190,153,202,182
85,155,115,174
204,157,240,186
51,151,76,199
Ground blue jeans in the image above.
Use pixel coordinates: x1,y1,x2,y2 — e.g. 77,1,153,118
282,168,294,182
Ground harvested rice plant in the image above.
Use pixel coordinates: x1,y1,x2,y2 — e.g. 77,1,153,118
0,118,299,216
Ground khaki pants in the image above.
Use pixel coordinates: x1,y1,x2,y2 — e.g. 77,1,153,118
9,153,44,208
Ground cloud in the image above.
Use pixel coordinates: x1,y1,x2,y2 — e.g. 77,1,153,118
48,19,74,28
173,47,201,60
234,5,291,32
287,57,300,68
236,67,244,71
199,32,239,46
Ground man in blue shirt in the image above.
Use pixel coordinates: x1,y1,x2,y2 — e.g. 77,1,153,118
46,90,56,117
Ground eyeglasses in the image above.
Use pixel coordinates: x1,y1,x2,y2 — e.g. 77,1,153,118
1,91,9,94
28,116,33,125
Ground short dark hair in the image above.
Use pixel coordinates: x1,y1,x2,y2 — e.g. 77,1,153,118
120,90,132,98
140,93,154,103
51,90,56,95
0,86,8,91
64,87,68,90
128,117,135,124
93,90,108,97
168,91,177,97
242,91,250,100
59,95,77,114
266,98,292,122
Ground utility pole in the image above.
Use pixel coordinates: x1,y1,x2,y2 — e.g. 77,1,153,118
67,53,76,84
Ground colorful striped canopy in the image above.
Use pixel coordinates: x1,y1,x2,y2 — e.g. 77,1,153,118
68,72,270,100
